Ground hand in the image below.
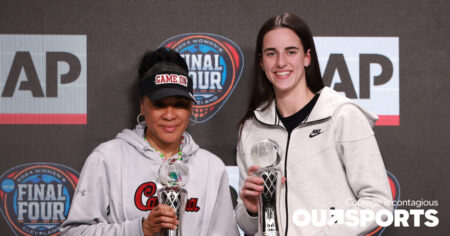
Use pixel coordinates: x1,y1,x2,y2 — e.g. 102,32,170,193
239,166,287,215
239,166,264,214
142,204,178,236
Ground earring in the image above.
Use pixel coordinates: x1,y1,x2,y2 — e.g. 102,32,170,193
190,113,197,126
137,113,144,124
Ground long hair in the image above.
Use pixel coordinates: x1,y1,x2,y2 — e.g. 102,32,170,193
239,13,324,129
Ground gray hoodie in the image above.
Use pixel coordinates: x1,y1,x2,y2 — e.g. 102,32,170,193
236,87,393,236
60,122,239,236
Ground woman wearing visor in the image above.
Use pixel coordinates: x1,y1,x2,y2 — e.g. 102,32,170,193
61,47,239,236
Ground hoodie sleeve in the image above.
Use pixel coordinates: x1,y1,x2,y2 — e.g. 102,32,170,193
59,151,144,236
207,164,240,236
327,104,393,235
235,128,259,235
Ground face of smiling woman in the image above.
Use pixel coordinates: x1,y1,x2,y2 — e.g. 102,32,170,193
140,96,192,154
260,27,311,97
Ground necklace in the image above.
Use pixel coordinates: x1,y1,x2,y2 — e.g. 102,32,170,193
144,136,184,161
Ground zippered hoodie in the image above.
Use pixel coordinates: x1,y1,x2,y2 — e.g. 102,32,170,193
236,87,393,236
60,122,239,236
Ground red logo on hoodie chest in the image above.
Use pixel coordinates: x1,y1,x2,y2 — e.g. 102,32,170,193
134,182,200,212
134,182,158,211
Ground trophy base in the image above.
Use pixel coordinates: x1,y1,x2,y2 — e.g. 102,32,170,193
262,231,280,236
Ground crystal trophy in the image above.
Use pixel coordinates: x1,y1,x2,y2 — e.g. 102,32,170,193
158,158,189,236
251,139,282,236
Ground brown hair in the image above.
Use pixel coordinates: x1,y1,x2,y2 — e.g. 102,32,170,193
239,12,324,129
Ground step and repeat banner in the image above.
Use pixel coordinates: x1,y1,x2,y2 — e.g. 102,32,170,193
0,0,448,235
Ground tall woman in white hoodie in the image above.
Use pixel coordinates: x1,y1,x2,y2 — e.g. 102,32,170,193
236,13,393,236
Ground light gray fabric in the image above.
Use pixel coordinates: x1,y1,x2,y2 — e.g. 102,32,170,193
60,122,239,236
236,87,393,236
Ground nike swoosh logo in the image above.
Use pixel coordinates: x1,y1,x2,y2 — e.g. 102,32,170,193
309,129,323,138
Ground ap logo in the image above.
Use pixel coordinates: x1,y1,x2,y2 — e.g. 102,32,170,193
0,34,87,124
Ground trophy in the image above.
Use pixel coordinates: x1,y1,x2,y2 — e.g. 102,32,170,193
158,158,189,236
251,139,282,236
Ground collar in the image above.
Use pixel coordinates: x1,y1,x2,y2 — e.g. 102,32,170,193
254,87,377,126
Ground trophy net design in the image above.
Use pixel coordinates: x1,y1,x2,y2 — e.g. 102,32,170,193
251,139,282,236
158,158,189,236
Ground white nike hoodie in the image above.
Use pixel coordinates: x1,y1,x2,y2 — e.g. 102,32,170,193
236,87,393,236
60,122,239,236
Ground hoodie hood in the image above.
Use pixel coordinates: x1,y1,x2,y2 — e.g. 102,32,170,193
254,87,379,128
308,87,378,127
116,122,200,162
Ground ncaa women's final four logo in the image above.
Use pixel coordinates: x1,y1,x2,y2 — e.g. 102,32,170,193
0,163,79,235
160,33,244,123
